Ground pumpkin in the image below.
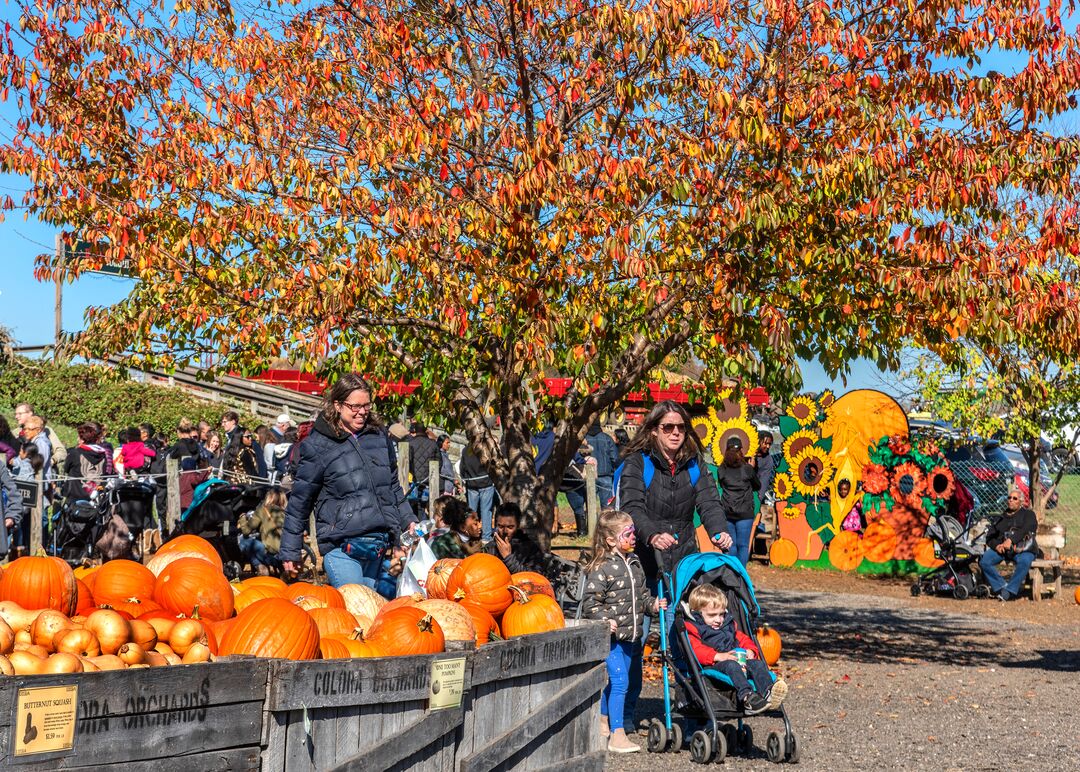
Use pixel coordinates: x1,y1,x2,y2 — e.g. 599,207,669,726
827,530,864,571
415,599,476,643
366,607,445,656
91,560,156,603
207,617,237,646
446,554,513,615
0,556,78,615
376,592,424,617
756,625,782,666
338,583,385,624
219,598,321,660
457,601,501,647
293,595,328,612
75,579,95,614
153,535,224,571
308,607,363,638
861,521,899,564
1075,586,1080,605
240,576,289,593
100,597,162,618
500,586,565,638
510,572,556,600
318,637,352,659
327,632,384,658
236,585,284,612
425,559,462,599
154,557,235,621
285,582,346,609
768,538,799,568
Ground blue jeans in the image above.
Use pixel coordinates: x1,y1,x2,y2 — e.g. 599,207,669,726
602,639,634,730
597,476,614,509
726,518,755,566
467,486,497,539
564,483,587,534
712,658,773,700
323,533,389,589
979,548,1036,598
238,534,281,569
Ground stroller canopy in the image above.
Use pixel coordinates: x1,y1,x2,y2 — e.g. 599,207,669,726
671,552,762,620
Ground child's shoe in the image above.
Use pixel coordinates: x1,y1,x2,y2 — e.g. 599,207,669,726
742,692,768,715
599,715,610,739
607,729,641,753
766,678,788,710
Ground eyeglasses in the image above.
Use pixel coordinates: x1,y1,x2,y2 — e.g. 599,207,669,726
658,423,686,435
340,400,373,414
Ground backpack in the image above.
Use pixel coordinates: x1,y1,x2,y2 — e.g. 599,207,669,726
611,452,700,509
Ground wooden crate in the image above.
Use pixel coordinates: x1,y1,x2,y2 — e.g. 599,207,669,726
0,660,268,770
261,651,473,772
455,620,609,772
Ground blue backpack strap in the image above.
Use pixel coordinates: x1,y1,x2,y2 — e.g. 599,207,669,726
687,458,700,487
612,452,657,509
641,452,655,489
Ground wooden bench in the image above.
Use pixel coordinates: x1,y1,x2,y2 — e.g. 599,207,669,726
1028,523,1066,602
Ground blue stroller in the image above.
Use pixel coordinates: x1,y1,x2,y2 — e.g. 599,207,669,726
646,551,800,764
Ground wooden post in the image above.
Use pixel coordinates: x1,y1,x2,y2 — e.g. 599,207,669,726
397,440,410,496
428,458,440,518
29,470,44,556
165,456,181,536
584,463,599,537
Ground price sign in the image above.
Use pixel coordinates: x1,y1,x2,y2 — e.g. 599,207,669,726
428,657,466,710
14,684,78,757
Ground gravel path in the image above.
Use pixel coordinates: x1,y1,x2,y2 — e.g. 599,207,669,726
606,587,1080,771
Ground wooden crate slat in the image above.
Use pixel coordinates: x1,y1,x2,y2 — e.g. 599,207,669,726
470,624,608,686
328,703,464,772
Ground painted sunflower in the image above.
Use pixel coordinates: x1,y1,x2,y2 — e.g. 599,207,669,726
711,416,759,460
783,429,819,465
890,461,925,507
774,472,795,500
919,440,942,459
923,465,956,501
786,395,819,427
692,416,715,446
712,395,749,422
861,462,890,495
791,446,834,497
818,390,836,409
781,505,803,520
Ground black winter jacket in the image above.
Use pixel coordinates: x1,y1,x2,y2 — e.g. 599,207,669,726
715,462,760,521
408,434,440,487
585,426,620,479
483,531,550,577
459,448,493,489
581,551,656,642
280,416,416,562
985,507,1040,556
620,450,728,573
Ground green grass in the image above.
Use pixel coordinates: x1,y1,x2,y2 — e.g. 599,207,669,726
1050,475,1080,557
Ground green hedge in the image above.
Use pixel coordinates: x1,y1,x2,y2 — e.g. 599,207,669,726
0,357,247,441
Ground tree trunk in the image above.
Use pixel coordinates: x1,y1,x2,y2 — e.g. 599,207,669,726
1026,439,1044,520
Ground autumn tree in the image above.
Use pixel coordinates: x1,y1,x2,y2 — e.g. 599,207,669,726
5,0,1080,540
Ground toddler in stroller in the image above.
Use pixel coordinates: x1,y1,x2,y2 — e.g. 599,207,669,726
647,552,800,764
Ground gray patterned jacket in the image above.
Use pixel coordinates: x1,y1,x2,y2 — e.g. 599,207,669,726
581,551,656,642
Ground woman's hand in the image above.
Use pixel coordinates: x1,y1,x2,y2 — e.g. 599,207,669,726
281,560,298,576
650,532,677,550
712,531,733,550
652,598,668,613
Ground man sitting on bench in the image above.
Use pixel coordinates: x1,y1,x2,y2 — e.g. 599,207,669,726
979,487,1039,602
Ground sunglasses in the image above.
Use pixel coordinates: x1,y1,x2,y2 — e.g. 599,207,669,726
658,422,686,435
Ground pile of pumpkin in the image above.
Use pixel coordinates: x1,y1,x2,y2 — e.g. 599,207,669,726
0,537,564,675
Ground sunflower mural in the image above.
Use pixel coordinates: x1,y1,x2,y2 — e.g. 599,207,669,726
693,396,758,460
768,390,955,575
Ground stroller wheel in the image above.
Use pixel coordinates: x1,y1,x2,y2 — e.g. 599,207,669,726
669,721,683,752
737,724,754,754
646,719,669,754
952,584,970,601
723,724,738,755
910,583,921,596
689,729,713,764
786,732,801,763
766,730,784,764
974,584,990,599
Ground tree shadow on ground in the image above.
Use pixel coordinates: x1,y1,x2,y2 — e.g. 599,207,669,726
1000,649,1080,672
753,589,1038,669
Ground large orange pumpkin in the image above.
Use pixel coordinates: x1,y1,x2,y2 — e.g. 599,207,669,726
100,597,162,618
510,572,556,600
756,625,782,665
415,599,476,643
153,558,235,621
219,598,320,660
446,554,512,615
367,607,445,656
285,582,346,609
500,586,565,638
235,586,284,613
240,576,289,593
376,592,424,617
458,601,501,646
0,557,78,615
154,535,224,571
92,560,156,603
326,632,384,658
319,637,352,659
425,559,462,599
308,607,363,638
75,579,95,615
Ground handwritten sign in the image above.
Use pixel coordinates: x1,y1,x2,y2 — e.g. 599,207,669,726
14,685,78,757
428,658,466,711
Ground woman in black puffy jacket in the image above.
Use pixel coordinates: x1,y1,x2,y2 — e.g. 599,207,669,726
279,374,416,587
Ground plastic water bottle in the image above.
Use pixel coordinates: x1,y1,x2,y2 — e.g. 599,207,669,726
400,519,436,549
